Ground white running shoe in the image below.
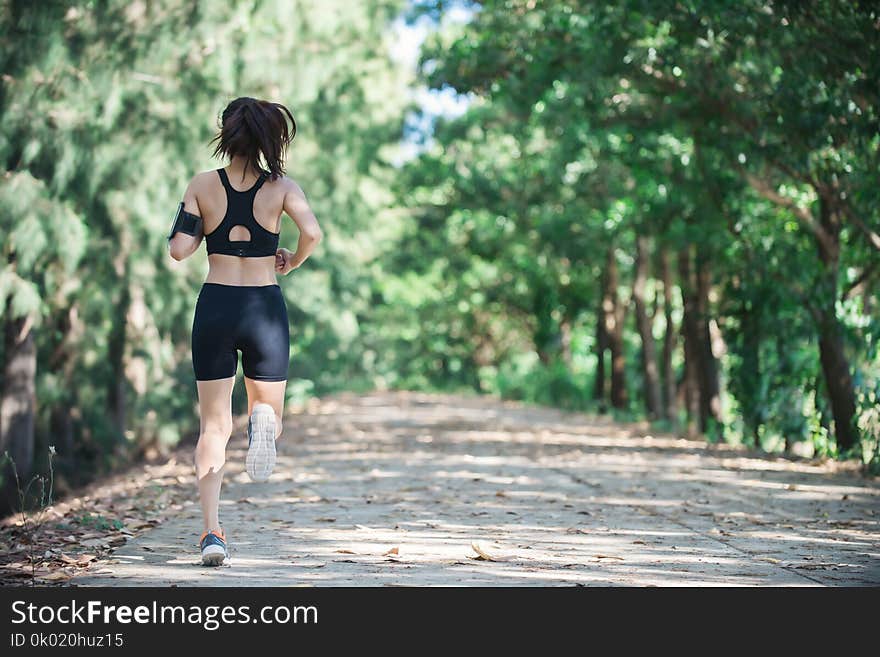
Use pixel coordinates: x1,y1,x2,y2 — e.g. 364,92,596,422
200,528,228,566
246,403,277,482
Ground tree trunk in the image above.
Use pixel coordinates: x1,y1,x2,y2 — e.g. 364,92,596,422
107,259,130,443
603,247,627,409
740,296,762,447
633,236,661,419
560,319,572,366
533,280,560,365
1,303,37,505
660,248,677,423
47,303,81,460
813,196,859,452
677,247,700,437
593,294,607,406
817,311,858,451
695,249,722,431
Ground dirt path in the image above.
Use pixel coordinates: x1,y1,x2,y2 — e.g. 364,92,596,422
72,391,880,586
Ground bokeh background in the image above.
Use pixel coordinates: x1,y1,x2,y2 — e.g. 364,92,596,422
1,0,878,511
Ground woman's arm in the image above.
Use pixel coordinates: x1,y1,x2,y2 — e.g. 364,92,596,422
168,175,204,261
276,178,322,274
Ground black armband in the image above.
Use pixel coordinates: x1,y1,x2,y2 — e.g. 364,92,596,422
167,202,203,239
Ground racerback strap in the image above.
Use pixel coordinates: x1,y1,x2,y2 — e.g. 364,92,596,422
205,168,278,258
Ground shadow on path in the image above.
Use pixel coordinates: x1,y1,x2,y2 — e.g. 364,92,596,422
73,391,880,587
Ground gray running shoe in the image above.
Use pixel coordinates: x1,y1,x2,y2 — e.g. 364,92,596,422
246,403,277,482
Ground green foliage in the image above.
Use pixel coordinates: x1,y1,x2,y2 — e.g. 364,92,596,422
72,513,124,532
386,0,879,460
496,356,592,412
0,0,411,494
1,0,878,510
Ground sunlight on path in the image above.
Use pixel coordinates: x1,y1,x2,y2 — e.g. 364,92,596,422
74,392,880,587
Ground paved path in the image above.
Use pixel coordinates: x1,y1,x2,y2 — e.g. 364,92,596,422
74,391,880,586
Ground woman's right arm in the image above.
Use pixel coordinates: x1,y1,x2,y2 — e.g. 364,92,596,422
280,178,322,271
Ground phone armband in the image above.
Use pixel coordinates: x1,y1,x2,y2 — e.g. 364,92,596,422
167,202,203,239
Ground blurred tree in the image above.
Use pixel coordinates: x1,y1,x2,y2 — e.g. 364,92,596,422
0,0,411,511
399,0,878,456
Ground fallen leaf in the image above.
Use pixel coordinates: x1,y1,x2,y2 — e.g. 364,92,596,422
383,547,399,556
593,554,625,560
335,549,356,554
470,541,508,562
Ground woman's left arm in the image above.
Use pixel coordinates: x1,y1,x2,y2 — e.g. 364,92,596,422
168,174,204,261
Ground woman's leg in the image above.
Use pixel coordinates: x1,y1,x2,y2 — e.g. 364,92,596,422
195,376,235,533
239,284,289,480
243,378,286,440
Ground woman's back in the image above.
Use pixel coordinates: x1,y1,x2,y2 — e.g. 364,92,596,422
196,165,288,286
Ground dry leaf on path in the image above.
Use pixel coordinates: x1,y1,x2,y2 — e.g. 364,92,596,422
335,549,356,554
470,541,508,562
383,547,399,556
593,554,625,560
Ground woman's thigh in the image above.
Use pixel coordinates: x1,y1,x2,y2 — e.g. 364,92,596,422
192,284,239,382
237,285,290,382
196,376,235,436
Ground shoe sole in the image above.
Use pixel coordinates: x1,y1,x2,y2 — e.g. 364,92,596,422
201,544,227,567
246,403,277,482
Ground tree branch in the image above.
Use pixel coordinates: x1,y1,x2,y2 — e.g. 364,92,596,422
840,203,880,252
736,163,838,259
843,261,878,301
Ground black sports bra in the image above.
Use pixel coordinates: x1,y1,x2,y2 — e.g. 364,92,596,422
205,168,280,257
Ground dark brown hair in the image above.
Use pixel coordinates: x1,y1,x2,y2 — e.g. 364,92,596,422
209,97,297,182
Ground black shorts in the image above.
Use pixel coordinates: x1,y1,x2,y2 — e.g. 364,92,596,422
191,283,290,382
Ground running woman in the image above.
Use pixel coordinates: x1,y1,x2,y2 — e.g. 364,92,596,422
167,97,322,566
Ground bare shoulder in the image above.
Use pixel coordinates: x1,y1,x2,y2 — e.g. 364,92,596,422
191,169,220,187
278,175,317,221
276,175,307,198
